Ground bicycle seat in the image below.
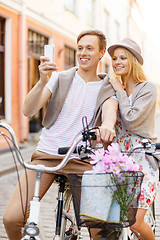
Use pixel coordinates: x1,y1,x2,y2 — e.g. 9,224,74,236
54,174,69,184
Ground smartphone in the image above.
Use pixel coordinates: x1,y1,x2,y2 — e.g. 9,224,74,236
44,44,55,62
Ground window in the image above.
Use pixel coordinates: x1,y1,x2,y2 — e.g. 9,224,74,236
0,17,5,119
28,30,48,58
28,30,49,88
28,30,49,128
64,45,76,70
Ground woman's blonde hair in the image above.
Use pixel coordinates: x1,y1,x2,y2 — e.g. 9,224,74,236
113,48,147,86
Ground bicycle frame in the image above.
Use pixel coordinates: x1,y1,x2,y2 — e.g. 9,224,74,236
119,228,128,240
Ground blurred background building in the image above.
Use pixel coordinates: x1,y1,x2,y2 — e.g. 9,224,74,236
0,0,160,148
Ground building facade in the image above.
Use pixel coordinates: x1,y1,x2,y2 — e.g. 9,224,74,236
0,0,145,149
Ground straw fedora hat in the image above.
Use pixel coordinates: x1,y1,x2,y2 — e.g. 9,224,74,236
107,38,143,65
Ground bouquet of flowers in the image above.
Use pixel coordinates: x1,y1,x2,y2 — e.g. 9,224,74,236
89,143,141,223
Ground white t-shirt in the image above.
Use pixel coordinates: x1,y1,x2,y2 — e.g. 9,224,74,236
37,71,103,155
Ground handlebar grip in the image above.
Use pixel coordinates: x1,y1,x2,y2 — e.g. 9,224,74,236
58,147,70,154
155,143,160,149
58,147,77,155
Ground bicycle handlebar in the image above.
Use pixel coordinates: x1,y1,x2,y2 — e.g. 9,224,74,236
129,139,160,156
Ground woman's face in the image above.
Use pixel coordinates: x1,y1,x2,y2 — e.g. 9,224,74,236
112,47,130,77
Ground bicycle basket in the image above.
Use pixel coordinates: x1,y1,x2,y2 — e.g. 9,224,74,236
68,171,144,229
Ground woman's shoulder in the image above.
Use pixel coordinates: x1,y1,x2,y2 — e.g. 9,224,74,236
143,81,156,87
136,81,157,94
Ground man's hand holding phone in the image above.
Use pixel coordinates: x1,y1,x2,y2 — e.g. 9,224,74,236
39,44,58,84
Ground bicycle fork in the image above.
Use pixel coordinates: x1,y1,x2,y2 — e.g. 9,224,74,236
21,171,42,240
119,228,128,240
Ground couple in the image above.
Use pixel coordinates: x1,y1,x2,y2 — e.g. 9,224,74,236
3,29,159,240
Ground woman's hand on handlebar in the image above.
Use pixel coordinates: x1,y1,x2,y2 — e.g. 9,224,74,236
96,124,116,143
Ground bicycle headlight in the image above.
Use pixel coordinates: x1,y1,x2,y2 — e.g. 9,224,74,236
24,222,39,237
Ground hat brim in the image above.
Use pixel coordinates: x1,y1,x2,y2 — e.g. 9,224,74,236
108,44,143,65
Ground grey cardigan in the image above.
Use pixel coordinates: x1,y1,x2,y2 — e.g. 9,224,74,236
42,67,115,129
116,81,159,170
116,81,157,141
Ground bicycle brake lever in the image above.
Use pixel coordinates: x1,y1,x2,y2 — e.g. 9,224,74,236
78,146,95,159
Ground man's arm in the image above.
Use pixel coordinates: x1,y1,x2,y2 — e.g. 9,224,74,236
97,98,118,143
23,56,58,117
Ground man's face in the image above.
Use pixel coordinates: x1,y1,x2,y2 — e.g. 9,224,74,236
77,35,105,71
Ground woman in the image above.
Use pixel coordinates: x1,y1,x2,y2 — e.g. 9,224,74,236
107,38,159,240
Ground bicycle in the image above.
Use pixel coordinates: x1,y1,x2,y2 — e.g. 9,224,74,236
0,122,160,240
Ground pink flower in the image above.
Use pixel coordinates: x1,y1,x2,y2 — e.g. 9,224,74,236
92,160,106,173
89,143,140,176
90,149,105,165
129,164,139,171
110,165,121,175
107,143,119,154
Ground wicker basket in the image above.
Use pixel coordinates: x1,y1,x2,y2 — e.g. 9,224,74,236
68,171,144,229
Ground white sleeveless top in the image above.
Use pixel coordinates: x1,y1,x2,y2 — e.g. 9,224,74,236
37,71,103,155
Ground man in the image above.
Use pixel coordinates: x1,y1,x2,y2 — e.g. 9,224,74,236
3,29,117,240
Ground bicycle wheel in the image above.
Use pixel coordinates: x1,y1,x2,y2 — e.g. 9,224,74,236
60,188,80,240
